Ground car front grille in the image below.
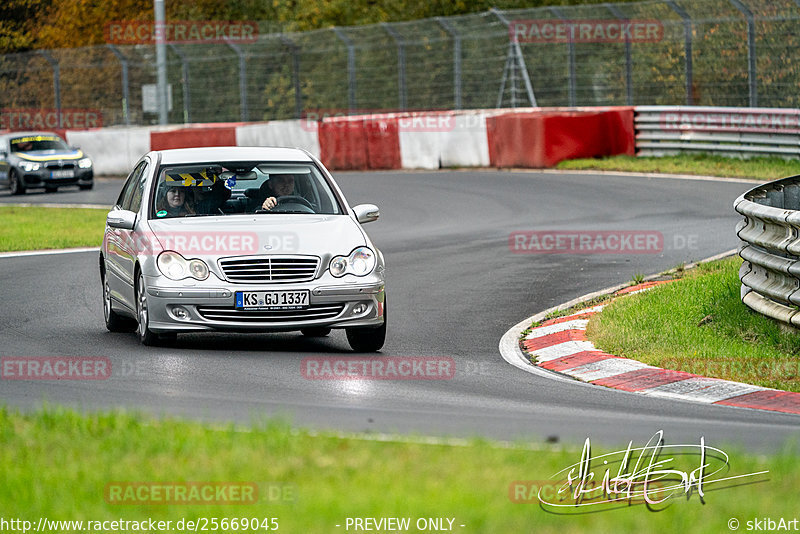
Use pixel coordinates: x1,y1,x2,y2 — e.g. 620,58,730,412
218,256,319,284
44,162,75,170
196,303,344,323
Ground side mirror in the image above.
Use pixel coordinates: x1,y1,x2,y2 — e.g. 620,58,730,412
0,150,7,158
353,204,379,224
106,210,136,230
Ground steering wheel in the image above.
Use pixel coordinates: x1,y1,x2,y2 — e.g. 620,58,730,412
270,195,315,213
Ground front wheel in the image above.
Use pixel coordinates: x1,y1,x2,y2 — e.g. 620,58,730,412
9,170,25,195
345,299,386,352
103,269,135,333
136,272,166,346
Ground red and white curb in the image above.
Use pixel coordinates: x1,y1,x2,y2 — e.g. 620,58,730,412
501,279,800,417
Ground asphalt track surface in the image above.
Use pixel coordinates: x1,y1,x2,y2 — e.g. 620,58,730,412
1,170,798,452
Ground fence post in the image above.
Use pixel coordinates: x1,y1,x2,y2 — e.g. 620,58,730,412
491,8,537,108
605,4,634,105
168,44,190,124
280,36,303,119
225,40,248,122
37,51,62,127
665,0,694,106
436,17,462,110
333,28,357,113
547,7,576,107
729,0,758,107
382,23,407,111
106,45,130,126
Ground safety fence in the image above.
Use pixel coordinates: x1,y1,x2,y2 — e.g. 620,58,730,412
3,0,800,127
735,176,800,328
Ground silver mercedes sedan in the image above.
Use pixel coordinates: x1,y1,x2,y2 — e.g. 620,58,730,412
100,146,386,351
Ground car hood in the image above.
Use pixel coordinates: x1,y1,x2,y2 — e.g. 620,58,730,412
146,214,367,259
13,149,84,161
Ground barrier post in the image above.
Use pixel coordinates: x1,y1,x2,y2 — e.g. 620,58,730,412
382,23,407,111
436,17,462,110
106,45,130,126
333,28,357,114
37,51,62,128
665,1,694,106
729,0,758,107
548,7,576,107
225,39,248,121
168,44,191,124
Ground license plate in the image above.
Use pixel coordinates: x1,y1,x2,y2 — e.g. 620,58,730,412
50,170,74,179
235,290,309,310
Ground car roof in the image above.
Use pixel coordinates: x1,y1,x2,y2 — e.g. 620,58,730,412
0,131,66,141
154,146,314,165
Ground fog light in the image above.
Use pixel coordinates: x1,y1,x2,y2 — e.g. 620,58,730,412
171,306,190,320
352,303,367,315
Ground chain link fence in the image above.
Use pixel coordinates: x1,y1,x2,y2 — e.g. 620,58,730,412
1,0,798,128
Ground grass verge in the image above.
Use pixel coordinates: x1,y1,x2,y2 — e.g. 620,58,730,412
587,257,800,392
0,206,106,252
0,406,796,533
556,154,800,180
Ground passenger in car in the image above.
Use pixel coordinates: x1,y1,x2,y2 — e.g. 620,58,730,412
194,179,231,214
156,185,195,217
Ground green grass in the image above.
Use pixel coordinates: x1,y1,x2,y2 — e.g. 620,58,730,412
556,154,800,180
587,257,800,392
0,406,797,533
0,206,106,252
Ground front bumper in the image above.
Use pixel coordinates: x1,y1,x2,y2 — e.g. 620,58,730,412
143,275,385,333
19,166,93,188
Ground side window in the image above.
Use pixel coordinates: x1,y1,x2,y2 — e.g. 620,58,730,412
127,162,149,213
118,161,147,210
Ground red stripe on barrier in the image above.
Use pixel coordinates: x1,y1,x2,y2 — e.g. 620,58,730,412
539,351,615,371
591,368,697,391
151,126,236,150
487,109,635,168
714,390,800,415
523,329,586,351
319,116,401,170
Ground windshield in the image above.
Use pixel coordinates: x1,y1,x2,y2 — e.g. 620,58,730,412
10,135,70,152
151,161,343,219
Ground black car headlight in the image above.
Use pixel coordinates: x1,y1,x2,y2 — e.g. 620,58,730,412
157,251,209,281
329,247,376,277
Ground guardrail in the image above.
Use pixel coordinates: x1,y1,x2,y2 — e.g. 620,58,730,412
636,106,800,158
735,176,800,327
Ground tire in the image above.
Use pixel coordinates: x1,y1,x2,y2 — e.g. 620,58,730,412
301,327,331,337
136,271,163,346
79,183,93,190
345,298,386,352
9,169,25,195
102,269,136,333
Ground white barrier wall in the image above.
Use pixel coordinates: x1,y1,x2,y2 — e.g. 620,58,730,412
235,120,321,159
66,127,152,176
398,111,492,169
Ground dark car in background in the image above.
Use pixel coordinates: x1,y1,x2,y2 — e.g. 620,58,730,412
0,132,94,194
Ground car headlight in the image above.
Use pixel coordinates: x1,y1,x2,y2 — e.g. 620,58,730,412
19,161,40,172
78,157,92,169
157,251,209,281
329,247,376,277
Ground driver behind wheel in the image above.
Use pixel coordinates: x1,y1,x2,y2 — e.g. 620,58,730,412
260,174,295,211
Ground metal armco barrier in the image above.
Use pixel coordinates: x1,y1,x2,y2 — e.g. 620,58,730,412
636,106,800,158
735,176,800,327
